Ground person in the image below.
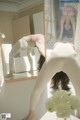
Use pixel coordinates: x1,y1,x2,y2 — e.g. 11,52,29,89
38,55,70,91
51,71,70,91
22,42,80,120
59,5,77,40
38,54,45,71
7,34,45,77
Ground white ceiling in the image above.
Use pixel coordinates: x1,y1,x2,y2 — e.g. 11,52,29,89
0,0,42,12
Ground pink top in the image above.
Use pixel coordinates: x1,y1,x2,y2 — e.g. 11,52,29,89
31,34,44,42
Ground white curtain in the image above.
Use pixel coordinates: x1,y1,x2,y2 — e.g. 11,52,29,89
74,4,80,54
44,0,57,43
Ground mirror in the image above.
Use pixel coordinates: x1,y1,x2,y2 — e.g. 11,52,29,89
0,0,45,81
44,0,79,94
44,0,78,51
43,0,80,102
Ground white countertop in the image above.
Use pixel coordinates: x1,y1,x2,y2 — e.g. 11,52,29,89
40,112,80,120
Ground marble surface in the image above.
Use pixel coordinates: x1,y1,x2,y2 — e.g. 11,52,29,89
40,112,80,120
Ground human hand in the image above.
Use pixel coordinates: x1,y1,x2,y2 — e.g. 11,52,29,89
22,111,35,120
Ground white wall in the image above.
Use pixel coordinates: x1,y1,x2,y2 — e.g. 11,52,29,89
0,11,18,44
33,12,44,34
0,79,47,120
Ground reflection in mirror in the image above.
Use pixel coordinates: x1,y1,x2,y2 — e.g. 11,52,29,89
43,0,79,97
44,0,78,51
58,1,78,42
44,0,57,50
0,33,5,86
0,0,45,81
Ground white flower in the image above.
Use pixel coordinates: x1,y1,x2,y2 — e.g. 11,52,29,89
53,90,70,97
55,103,72,118
52,90,69,104
45,90,80,118
45,97,55,112
68,96,80,109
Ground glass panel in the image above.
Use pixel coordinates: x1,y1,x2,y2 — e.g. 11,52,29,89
44,0,78,50
0,1,45,81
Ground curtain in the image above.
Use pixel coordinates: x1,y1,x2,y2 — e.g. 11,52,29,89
44,0,57,42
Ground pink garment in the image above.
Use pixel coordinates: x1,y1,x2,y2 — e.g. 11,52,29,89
9,34,45,74
31,34,44,42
